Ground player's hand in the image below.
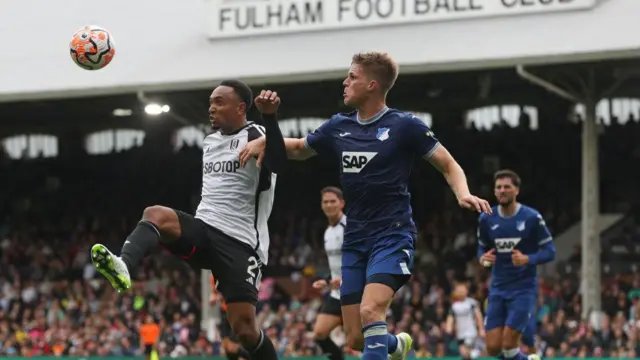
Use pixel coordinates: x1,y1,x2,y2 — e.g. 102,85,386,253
312,280,328,290
479,329,486,339
511,250,529,266
329,277,342,290
458,194,492,214
480,249,496,266
239,137,266,168
254,90,280,114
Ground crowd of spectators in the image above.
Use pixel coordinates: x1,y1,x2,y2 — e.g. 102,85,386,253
0,115,640,358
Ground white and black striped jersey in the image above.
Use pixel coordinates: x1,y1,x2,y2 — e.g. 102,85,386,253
324,214,346,299
195,122,276,264
449,297,480,340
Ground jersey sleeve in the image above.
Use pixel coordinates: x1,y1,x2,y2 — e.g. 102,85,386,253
403,114,440,158
303,118,335,156
532,213,553,245
477,214,490,249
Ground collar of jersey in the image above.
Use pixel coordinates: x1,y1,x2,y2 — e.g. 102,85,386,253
356,106,389,125
497,203,522,219
215,121,253,136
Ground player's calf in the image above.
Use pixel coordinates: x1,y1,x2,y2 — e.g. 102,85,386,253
360,283,398,360
223,340,252,360
313,314,344,360
227,303,278,360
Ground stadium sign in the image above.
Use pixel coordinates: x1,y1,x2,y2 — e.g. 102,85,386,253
207,0,596,39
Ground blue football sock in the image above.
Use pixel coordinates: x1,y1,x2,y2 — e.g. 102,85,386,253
387,333,398,354
362,322,388,360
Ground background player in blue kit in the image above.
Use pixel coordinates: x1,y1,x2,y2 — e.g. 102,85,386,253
240,52,491,360
478,170,555,360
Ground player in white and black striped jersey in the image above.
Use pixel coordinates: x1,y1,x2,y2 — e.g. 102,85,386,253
90,80,287,360
312,187,346,360
445,283,486,360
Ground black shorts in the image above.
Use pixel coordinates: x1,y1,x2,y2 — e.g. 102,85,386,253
161,210,263,305
319,295,342,317
144,344,154,355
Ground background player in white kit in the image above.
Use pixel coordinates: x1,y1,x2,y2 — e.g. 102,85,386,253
445,283,485,360
310,186,411,360
89,80,287,360
312,187,347,360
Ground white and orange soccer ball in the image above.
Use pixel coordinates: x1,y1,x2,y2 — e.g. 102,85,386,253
69,25,115,70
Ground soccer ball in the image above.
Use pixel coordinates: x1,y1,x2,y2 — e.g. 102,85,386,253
69,25,115,70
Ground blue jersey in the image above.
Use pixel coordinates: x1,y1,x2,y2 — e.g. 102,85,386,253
304,107,439,242
478,204,554,292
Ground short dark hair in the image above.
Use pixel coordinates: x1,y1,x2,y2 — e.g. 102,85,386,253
321,186,344,200
494,169,521,187
219,79,253,113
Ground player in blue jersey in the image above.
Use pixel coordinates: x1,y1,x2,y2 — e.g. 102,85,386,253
240,52,491,360
477,170,555,360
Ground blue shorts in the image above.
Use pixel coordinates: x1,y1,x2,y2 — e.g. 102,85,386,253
485,289,536,333
340,232,415,305
521,314,537,347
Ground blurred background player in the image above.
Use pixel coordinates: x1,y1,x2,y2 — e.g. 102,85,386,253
139,314,160,360
210,275,252,360
445,283,485,360
312,186,347,360
478,169,556,360
240,51,491,360
90,82,287,360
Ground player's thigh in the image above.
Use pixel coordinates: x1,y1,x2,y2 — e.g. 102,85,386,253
314,298,342,339
365,233,415,293
208,229,262,305
340,244,368,306
485,294,507,332
159,209,209,263
219,311,237,342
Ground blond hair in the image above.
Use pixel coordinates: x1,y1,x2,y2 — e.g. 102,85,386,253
351,52,399,94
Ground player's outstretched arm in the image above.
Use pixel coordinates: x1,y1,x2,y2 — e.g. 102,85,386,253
428,146,491,214
285,138,316,160
241,114,334,165
239,137,315,167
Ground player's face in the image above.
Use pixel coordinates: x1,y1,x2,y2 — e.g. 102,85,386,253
321,192,344,218
494,177,519,206
343,64,375,108
208,86,246,130
453,284,468,299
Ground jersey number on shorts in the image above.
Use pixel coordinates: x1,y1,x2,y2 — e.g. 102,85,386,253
246,256,262,290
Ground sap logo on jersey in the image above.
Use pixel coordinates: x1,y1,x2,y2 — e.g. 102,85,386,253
342,151,377,173
494,237,521,253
